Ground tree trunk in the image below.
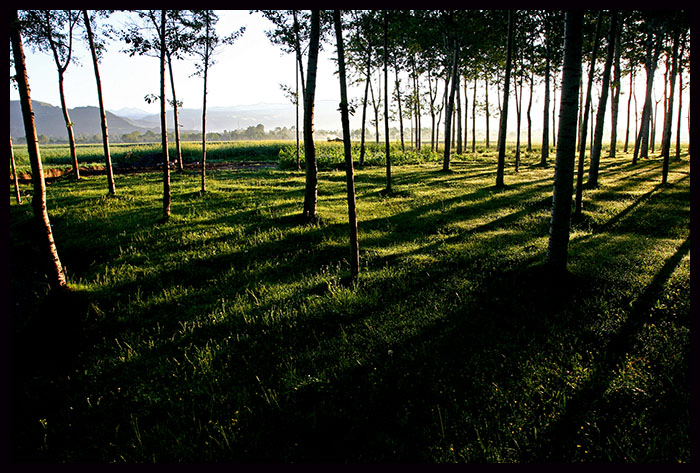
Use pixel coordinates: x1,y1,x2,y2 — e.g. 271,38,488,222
201,14,210,194
359,50,371,167
83,10,116,195
394,57,405,153
485,76,490,148
10,10,67,290
496,10,514,188
514,74,522,173
609,17,622,158
661,29,680,183
588,10,618,188
57,72,79,180
541,26,550,166
167,52,183,171
546,11,583,275
552,79,557,147
443,38,459,172
674,32,686,161
457,74,463,155
634,21,663,162
624,69,634,153
295,61,301,170
472,75,477,153
526,69,533,152
463,76,469,151
302,10,320,221
10,138,22,204
333,9,360,282
574,11,602,217
383,11,391,192
159,10,171,222
660,26,680,168
292,10,306,103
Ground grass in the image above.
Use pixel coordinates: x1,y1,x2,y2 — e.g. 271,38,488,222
9,143,690,462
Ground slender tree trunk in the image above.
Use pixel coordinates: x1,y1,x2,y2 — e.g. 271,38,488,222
167,52,183,171
369,77,380,145
515,74,522,173
394,58,405,153
588,11,618,188
302,10,320,221
10,9,67,290
359,50,371,167
463,76,469,151
472,75,477,153
609,18,622,158
674,33,685,161
295,61,301,170
485,76,490,148
650,96,658,154
159,10,171,222
443,38,459,171
456,74,463,155
201,14,210,194
496,10,514,188
384,11,391,192
333,10,360,281
541,27,550,166
526,69,533,153
292,10,306,103
83,10,115,195
546,11,583,275
634,22,663,162
661,28,680,184
624,69,634,153
574,11,602,217
10,138,21,204
57,72,79,180
552,78,557,147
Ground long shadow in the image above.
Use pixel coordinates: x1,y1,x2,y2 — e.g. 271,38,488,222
526,236,690,461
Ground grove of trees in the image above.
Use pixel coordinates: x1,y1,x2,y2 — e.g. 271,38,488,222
10,9,691,287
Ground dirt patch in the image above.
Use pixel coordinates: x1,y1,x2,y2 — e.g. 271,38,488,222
12,161,278,184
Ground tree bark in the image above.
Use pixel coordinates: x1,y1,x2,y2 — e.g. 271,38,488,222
588,11,618,188
166,51,183,171
201,13,210,194
333,10,360,282
546,11,583,275
609,17,622,158
83,10,116,195
10,10,67,290
624,69,634,153
634,20,663,162
496,10,514,188
302,10,320,221
485,76,490,148
359,50,371,167
541,22,550,166
661,27,680,184
674,32,686,161
394,57,405,153
574,11,602,217
383,11,391,192
472,75,477,153
159,10,171,222
443,37,459,171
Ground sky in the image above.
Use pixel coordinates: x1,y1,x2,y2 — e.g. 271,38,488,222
10,10,690,141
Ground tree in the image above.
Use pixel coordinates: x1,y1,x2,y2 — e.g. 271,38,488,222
383,10,392,192
158,10,171,222
674,30,688,161
189,10,245,194
588,10,619,189
573,11,602,217
442,29,459,172
82,9,116,195
660,17,681,184
333,9,360,282
20,10,81,180
302,10,321,221
633,15,664,163
609,14,623,158
10,9,68,290
546,11,583,275
495,10,514,189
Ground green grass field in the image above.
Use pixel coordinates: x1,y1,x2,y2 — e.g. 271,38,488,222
9,143,690,462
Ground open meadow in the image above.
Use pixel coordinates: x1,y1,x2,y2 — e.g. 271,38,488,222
9,141,690,462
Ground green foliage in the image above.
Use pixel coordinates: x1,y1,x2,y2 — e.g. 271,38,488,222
9,151,690,462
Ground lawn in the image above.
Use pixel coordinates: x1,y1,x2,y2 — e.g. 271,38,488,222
9,144,690,462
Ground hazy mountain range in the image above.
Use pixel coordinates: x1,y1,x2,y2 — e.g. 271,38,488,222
10,100,346,140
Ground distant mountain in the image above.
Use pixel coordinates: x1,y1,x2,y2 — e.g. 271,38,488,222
10,100,154,140
10,100,345,140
